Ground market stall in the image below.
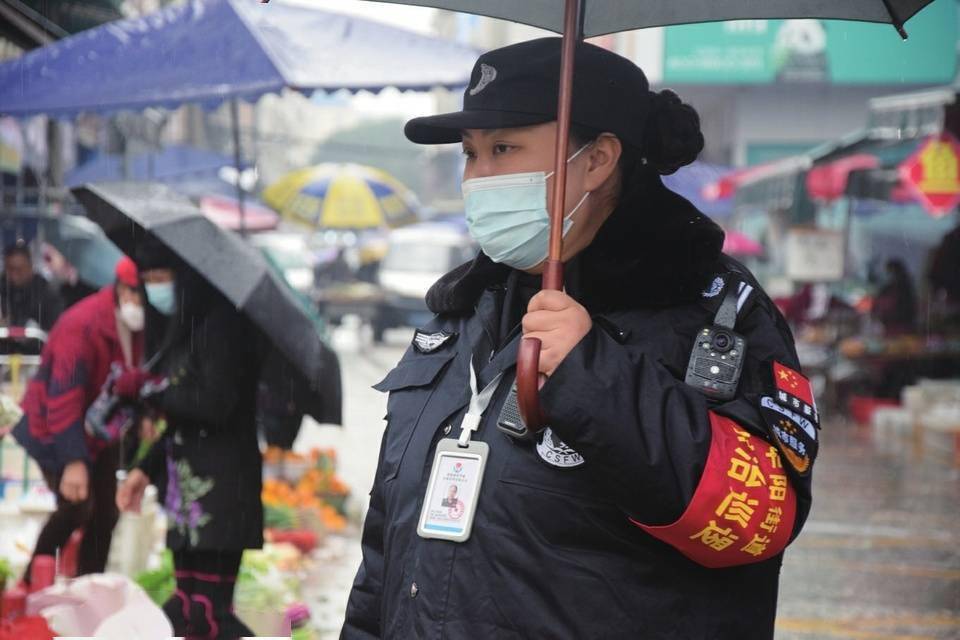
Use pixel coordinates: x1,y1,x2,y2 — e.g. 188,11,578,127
715,85,960,419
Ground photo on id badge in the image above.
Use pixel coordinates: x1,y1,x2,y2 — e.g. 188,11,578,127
417,440,488,542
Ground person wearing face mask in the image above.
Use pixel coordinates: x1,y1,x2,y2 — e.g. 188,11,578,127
343,39,816,640
116,238,266,639
10,256,147,585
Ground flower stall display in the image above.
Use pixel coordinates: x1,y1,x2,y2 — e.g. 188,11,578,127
262,447,350,545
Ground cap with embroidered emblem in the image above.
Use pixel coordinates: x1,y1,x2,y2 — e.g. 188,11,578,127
405,37,653,149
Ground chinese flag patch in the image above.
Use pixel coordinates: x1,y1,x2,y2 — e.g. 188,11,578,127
763,361,819,476
773,362,814,408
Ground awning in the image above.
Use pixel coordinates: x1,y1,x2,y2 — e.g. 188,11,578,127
0,0,477,118
816,137,928,204
710,155,813,208
805,154,879,201
724,131,935,217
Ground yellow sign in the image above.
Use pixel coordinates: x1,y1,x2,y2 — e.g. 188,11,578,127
900,132,960,216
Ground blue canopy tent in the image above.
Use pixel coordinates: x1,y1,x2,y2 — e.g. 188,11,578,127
0,0,477,116
0,0,476,230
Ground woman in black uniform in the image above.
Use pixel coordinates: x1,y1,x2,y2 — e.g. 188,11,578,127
343,38,818,640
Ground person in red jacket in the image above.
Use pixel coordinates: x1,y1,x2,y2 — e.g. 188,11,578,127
10,256,148,584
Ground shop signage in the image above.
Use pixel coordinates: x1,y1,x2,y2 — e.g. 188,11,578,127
663,0,956,85
784,228,845,282
899,132,960,217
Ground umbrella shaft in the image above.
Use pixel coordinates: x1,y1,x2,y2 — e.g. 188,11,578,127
231,98,247,236
545,0,584,290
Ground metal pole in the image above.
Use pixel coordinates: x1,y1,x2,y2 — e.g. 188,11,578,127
231,98,247,236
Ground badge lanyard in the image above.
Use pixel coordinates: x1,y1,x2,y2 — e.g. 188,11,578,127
417,359,502,543
458,360,503,447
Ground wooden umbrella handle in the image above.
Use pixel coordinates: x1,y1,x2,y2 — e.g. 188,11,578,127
516,0,583,433
517,260,563,433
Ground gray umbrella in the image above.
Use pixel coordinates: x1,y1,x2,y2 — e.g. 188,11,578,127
358,0,936,430
73,181,341,425
367,1,932,38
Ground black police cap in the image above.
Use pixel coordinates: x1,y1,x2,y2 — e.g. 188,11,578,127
405,37,652,149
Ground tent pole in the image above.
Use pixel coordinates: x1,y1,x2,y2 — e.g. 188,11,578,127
516,0,585,431
231,98,247,236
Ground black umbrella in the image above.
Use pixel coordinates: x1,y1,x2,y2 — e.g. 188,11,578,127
73,181,341,425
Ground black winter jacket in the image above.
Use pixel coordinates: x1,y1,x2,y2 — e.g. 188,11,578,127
343,175,815,640
139,288,266,552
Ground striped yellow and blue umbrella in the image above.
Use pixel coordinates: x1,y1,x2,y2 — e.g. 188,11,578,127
263,163,420,230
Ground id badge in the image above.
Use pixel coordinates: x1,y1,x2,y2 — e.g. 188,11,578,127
417,438,488,543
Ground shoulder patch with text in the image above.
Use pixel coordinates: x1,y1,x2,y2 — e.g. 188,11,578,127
760,362,819,476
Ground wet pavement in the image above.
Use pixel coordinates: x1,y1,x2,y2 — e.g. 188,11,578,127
256,330,960,638
776,417,960,639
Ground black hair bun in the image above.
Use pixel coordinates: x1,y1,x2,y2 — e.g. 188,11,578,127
643,89,704,175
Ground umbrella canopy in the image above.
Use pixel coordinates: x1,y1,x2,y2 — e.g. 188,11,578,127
366,0,933,38
263,163,420,230
662,161,734,218
0,0,477,118
0,212,123,288
73,181,341,424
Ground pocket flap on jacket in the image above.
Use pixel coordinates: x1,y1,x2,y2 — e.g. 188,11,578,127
373,351,456,392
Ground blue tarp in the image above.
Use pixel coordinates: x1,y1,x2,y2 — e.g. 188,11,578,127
0,0,477,118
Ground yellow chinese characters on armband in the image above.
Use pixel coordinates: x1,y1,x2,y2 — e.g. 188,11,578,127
631,413,797,568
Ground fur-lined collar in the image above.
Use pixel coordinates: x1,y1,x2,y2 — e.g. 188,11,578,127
427,173,724,315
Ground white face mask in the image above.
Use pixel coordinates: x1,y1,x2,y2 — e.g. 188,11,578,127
119,302,145,332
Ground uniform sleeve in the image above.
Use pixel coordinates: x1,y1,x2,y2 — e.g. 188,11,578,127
540,301,814,569
341,428,390,639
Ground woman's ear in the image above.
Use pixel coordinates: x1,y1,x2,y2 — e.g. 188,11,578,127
583,133,622,193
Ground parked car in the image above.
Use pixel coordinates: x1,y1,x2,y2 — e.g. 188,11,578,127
374,222,476,341
249,231,316,295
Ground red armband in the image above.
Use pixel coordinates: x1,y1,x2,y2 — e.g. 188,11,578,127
630,412,797,568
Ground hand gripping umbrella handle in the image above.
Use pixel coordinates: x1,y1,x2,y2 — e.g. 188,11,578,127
517,260,563,434
517,0,583,433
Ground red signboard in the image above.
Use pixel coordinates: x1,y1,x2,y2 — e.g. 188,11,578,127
899,132,960,216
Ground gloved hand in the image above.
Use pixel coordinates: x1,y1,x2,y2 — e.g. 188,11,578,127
113,367,151,399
